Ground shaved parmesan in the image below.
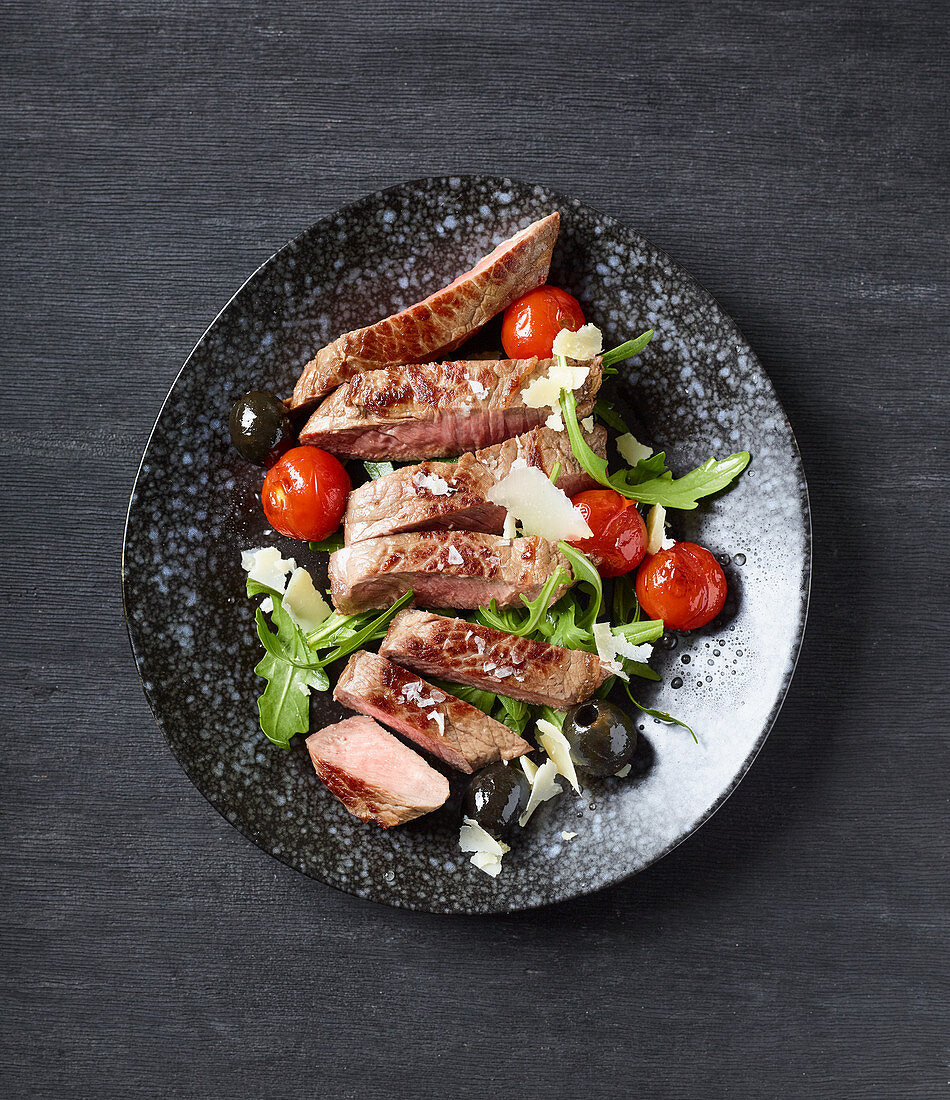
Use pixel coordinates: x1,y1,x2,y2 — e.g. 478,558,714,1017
536,719,581,793
486,464,592,541
519,756,538,783
552,323,603,360
459,817,510,877
544,409,564,431
283,567,332,634
561,830,578,840
241,546,296,592
615,765,632,778
521,361,590,412
617,432,653,466
592,621,654,679
519,758,562,827
413,470,456,496
428,711,445,735
645,503,675,555
502,511,518,539
581,416,595,432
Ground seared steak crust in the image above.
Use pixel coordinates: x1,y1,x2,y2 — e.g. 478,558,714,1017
334,651,529,773
289,213,560,410
305,715,449,827
344,424,608,545
328,531,571,614
297,356,603,459
381,610,612,708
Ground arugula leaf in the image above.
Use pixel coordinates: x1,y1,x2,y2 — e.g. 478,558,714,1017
601,330,654,370
548,459,562,484
557,542,603,629
436,680,497,715
593,399,630,434
624,681,697,743
561,389,750,510
614,619,664,646
494,694,531,735
309,533,345,552
363,460,395,480
475,567,570,638
611,573,639,625
253,595,328,749
542,598,593,651
317,589,414,664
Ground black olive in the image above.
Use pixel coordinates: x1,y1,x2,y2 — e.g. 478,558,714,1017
463,763,527,837
563,699,638,778
228,390,294,467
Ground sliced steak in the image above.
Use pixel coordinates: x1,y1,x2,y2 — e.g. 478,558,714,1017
328,531,571,614
381,610,612,708
344,424,608,545
305,715,449,828
334,651,529,773
297,356,603,459
289,213,560,410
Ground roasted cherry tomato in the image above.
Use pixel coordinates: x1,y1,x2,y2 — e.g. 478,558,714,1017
569,490,648,578
635,542,727,630
501,285,585,359
261,446,351,542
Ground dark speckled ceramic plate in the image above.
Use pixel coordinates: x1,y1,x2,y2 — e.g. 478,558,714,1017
122,175,810,914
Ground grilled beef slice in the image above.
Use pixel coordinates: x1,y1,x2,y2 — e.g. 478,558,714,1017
344,424,608,545
380,610,612,708
334,651,529,773
289,213,560,410
297,355,603,459
328,531,570,614
305,715,449,827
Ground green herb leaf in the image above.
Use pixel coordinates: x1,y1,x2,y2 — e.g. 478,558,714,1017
593,399,630,434
561,389,750,510
494,694,531,735
253,595,328,749
624,681,697,743
363,460,395,480
436,680,497,715
309,533,345,552
601,330,654,369
614,619,664,646
318,589,414,665
475,567,570,638
549,459,562,484
557,542,603,629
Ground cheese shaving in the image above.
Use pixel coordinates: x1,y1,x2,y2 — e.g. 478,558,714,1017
520,362,590,413
561,831,578,840
428,710,445,735
518,758,562,827
502,511,518,539
447,545,464,566
645,503,675,555
486,464,592,541
536,719,581,794
551,323,603,360
240,546,297,592
592,621,654,679
459,817,510,878
581,416,595,432
283,567,332,634
616,432,653,466
615,765,632,778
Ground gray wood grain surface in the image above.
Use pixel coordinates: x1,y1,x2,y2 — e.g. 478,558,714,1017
2,1,947,1097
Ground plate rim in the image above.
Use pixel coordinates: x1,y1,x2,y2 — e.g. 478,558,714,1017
121,173,812,914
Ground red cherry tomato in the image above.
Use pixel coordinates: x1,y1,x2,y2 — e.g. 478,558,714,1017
501,286,585,359
635,542,727,630
569,490,648,578
261,446,351,542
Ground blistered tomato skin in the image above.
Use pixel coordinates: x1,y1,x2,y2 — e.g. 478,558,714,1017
261,446,351,542
569,490,648,578
635,542,727,630
501,286,586,359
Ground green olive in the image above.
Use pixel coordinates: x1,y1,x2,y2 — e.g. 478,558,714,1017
463,763,527,837
228,390,294,467
563,699,637,777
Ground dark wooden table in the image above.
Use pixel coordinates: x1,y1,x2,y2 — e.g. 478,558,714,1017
3,2,947,1096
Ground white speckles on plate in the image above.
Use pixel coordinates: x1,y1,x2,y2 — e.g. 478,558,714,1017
122,174,810,914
